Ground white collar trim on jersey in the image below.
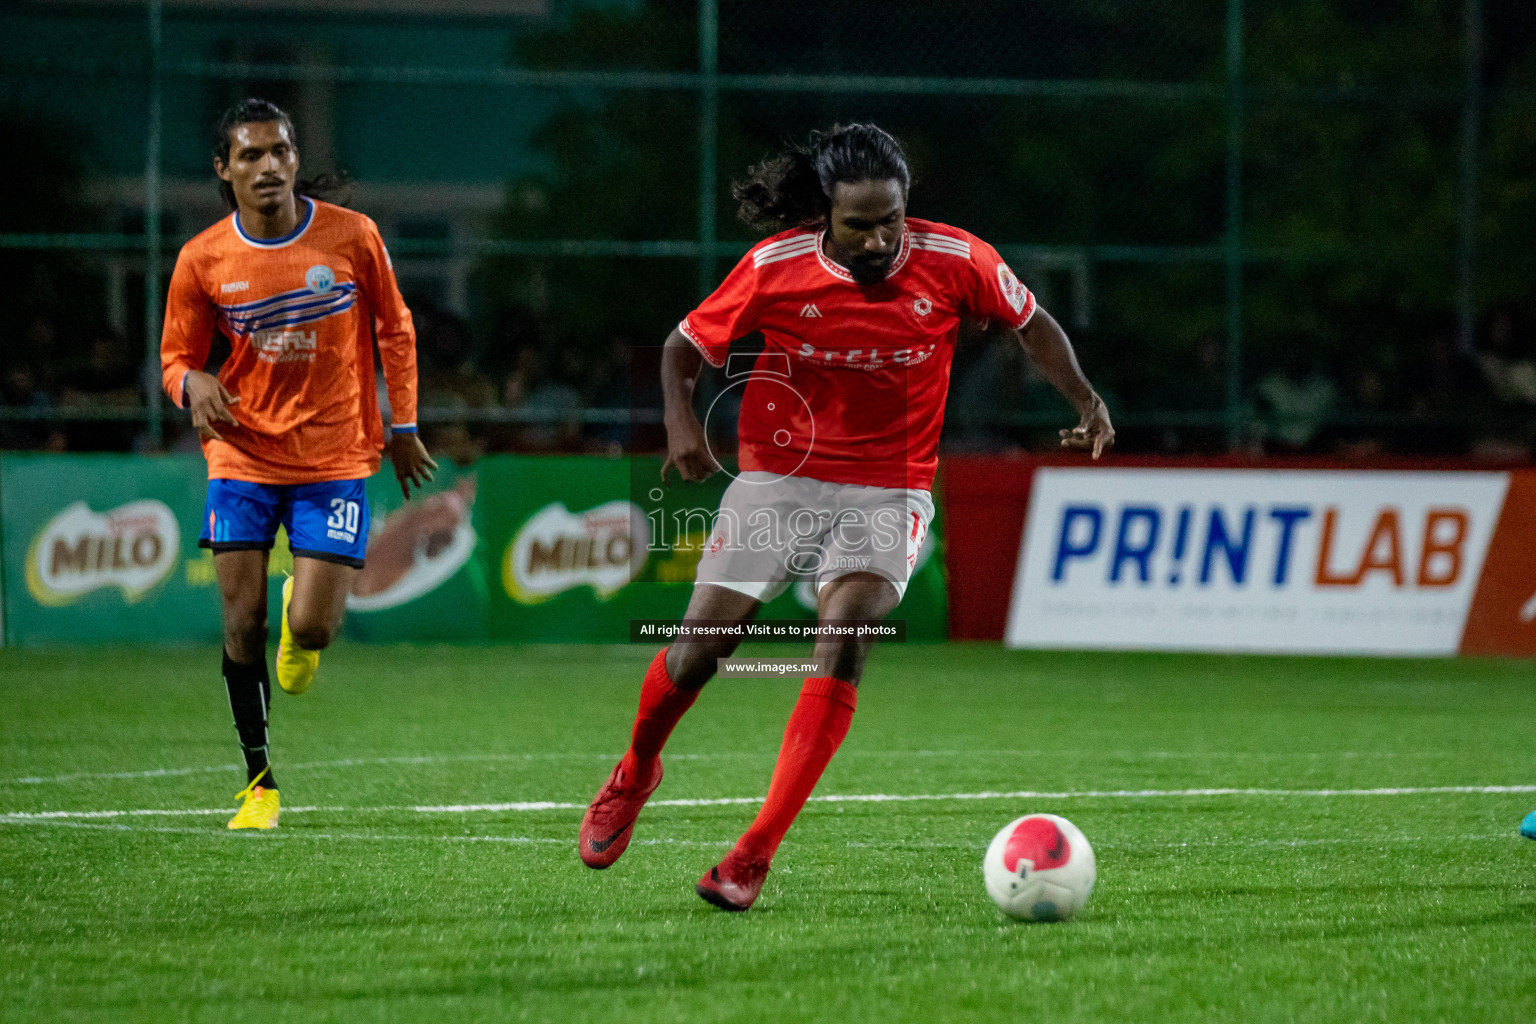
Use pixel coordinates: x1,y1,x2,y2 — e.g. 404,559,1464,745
815,225,911,284
232,196,316,250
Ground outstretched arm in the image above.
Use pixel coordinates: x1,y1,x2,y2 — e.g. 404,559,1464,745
660,328,721,483
1011,307,1114,459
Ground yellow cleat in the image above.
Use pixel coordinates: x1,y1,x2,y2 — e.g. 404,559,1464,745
227,771,280,830
276,575,318,695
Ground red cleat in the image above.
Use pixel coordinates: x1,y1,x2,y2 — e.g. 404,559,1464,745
695,851,771,912
578,757,663,869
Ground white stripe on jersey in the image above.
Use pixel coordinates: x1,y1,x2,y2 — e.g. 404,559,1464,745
911,232,971,256
753,238,819,267
755,233,818,259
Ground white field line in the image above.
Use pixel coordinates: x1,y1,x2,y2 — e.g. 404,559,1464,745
4,783,1535,822
0,749,1461,787
0,817,1514,853
0,818,731,847
418,784,1536,814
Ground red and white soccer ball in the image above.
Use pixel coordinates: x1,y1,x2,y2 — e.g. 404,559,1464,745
983,813,1096,922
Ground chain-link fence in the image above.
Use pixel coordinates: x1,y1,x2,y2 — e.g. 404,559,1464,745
2,0,1532,461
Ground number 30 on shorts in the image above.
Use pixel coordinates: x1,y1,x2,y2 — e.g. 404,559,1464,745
327,498,361,535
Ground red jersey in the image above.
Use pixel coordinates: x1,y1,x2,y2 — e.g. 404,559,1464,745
160,197,418,485
679,218,1036,490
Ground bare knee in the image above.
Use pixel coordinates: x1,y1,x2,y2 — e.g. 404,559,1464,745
288,616,336,652
222,603,268,663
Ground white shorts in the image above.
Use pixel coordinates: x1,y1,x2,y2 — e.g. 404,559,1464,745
693,472,935,605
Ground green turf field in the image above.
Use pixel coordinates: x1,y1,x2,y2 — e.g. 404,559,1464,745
2,643,1534,1022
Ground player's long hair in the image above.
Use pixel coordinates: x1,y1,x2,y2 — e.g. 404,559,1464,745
212,98,351,212
732,123,911,232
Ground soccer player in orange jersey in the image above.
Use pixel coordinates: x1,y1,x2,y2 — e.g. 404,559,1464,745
160,99,435,830
578,124,1114,909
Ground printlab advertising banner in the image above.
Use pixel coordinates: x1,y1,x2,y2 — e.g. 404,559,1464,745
0,453,949,645
1005,468,1536,656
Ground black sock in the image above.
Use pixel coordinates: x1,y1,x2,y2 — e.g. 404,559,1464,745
223,650,278,791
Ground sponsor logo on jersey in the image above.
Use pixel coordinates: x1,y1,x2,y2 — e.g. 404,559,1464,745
913,297,933,316
796,341,937,369
305,264,336,294
800,303,823,318
26,500,180,606
221,281,250,294
252,329,318,364
997,262,1028,314
503,500,649,604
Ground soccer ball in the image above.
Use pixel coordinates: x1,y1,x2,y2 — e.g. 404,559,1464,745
983,813,1096,922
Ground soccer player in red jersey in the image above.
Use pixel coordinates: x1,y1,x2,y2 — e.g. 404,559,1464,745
160,99,436,829
579,124,1114,909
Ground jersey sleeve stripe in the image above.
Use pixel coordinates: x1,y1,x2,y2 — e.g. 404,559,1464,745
678,318,727,367
911,235,971,258
753,233,817,258
753,239,819,267
912,231,971,248
391,423,417,433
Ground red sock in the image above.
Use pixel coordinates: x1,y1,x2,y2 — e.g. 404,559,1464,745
735,676,858,864
620,647,698,774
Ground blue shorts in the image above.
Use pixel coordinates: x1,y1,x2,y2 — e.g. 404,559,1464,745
200,478,371,568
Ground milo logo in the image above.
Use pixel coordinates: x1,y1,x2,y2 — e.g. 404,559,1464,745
26,500,180,606
503,500,648,604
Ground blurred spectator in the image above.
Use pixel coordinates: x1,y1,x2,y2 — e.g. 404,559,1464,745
1152,331,1234,454
1401,328,1481,455
0,365,62,451
944,320,1059,452
1469,308,1536,460
1330,363,1392,460
1,313,67,451
416,304,497,466
1473,307,1536,406
584,333,640,453
59,326,140,452
505,346,583,451
1255,352,1337,453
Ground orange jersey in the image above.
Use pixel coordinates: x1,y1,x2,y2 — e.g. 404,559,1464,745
160,198,419,484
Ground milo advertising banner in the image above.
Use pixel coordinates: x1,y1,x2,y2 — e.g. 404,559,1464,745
1,453,948,645
1,453,218,644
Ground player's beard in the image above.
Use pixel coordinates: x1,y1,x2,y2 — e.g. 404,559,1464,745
847,254,893,285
